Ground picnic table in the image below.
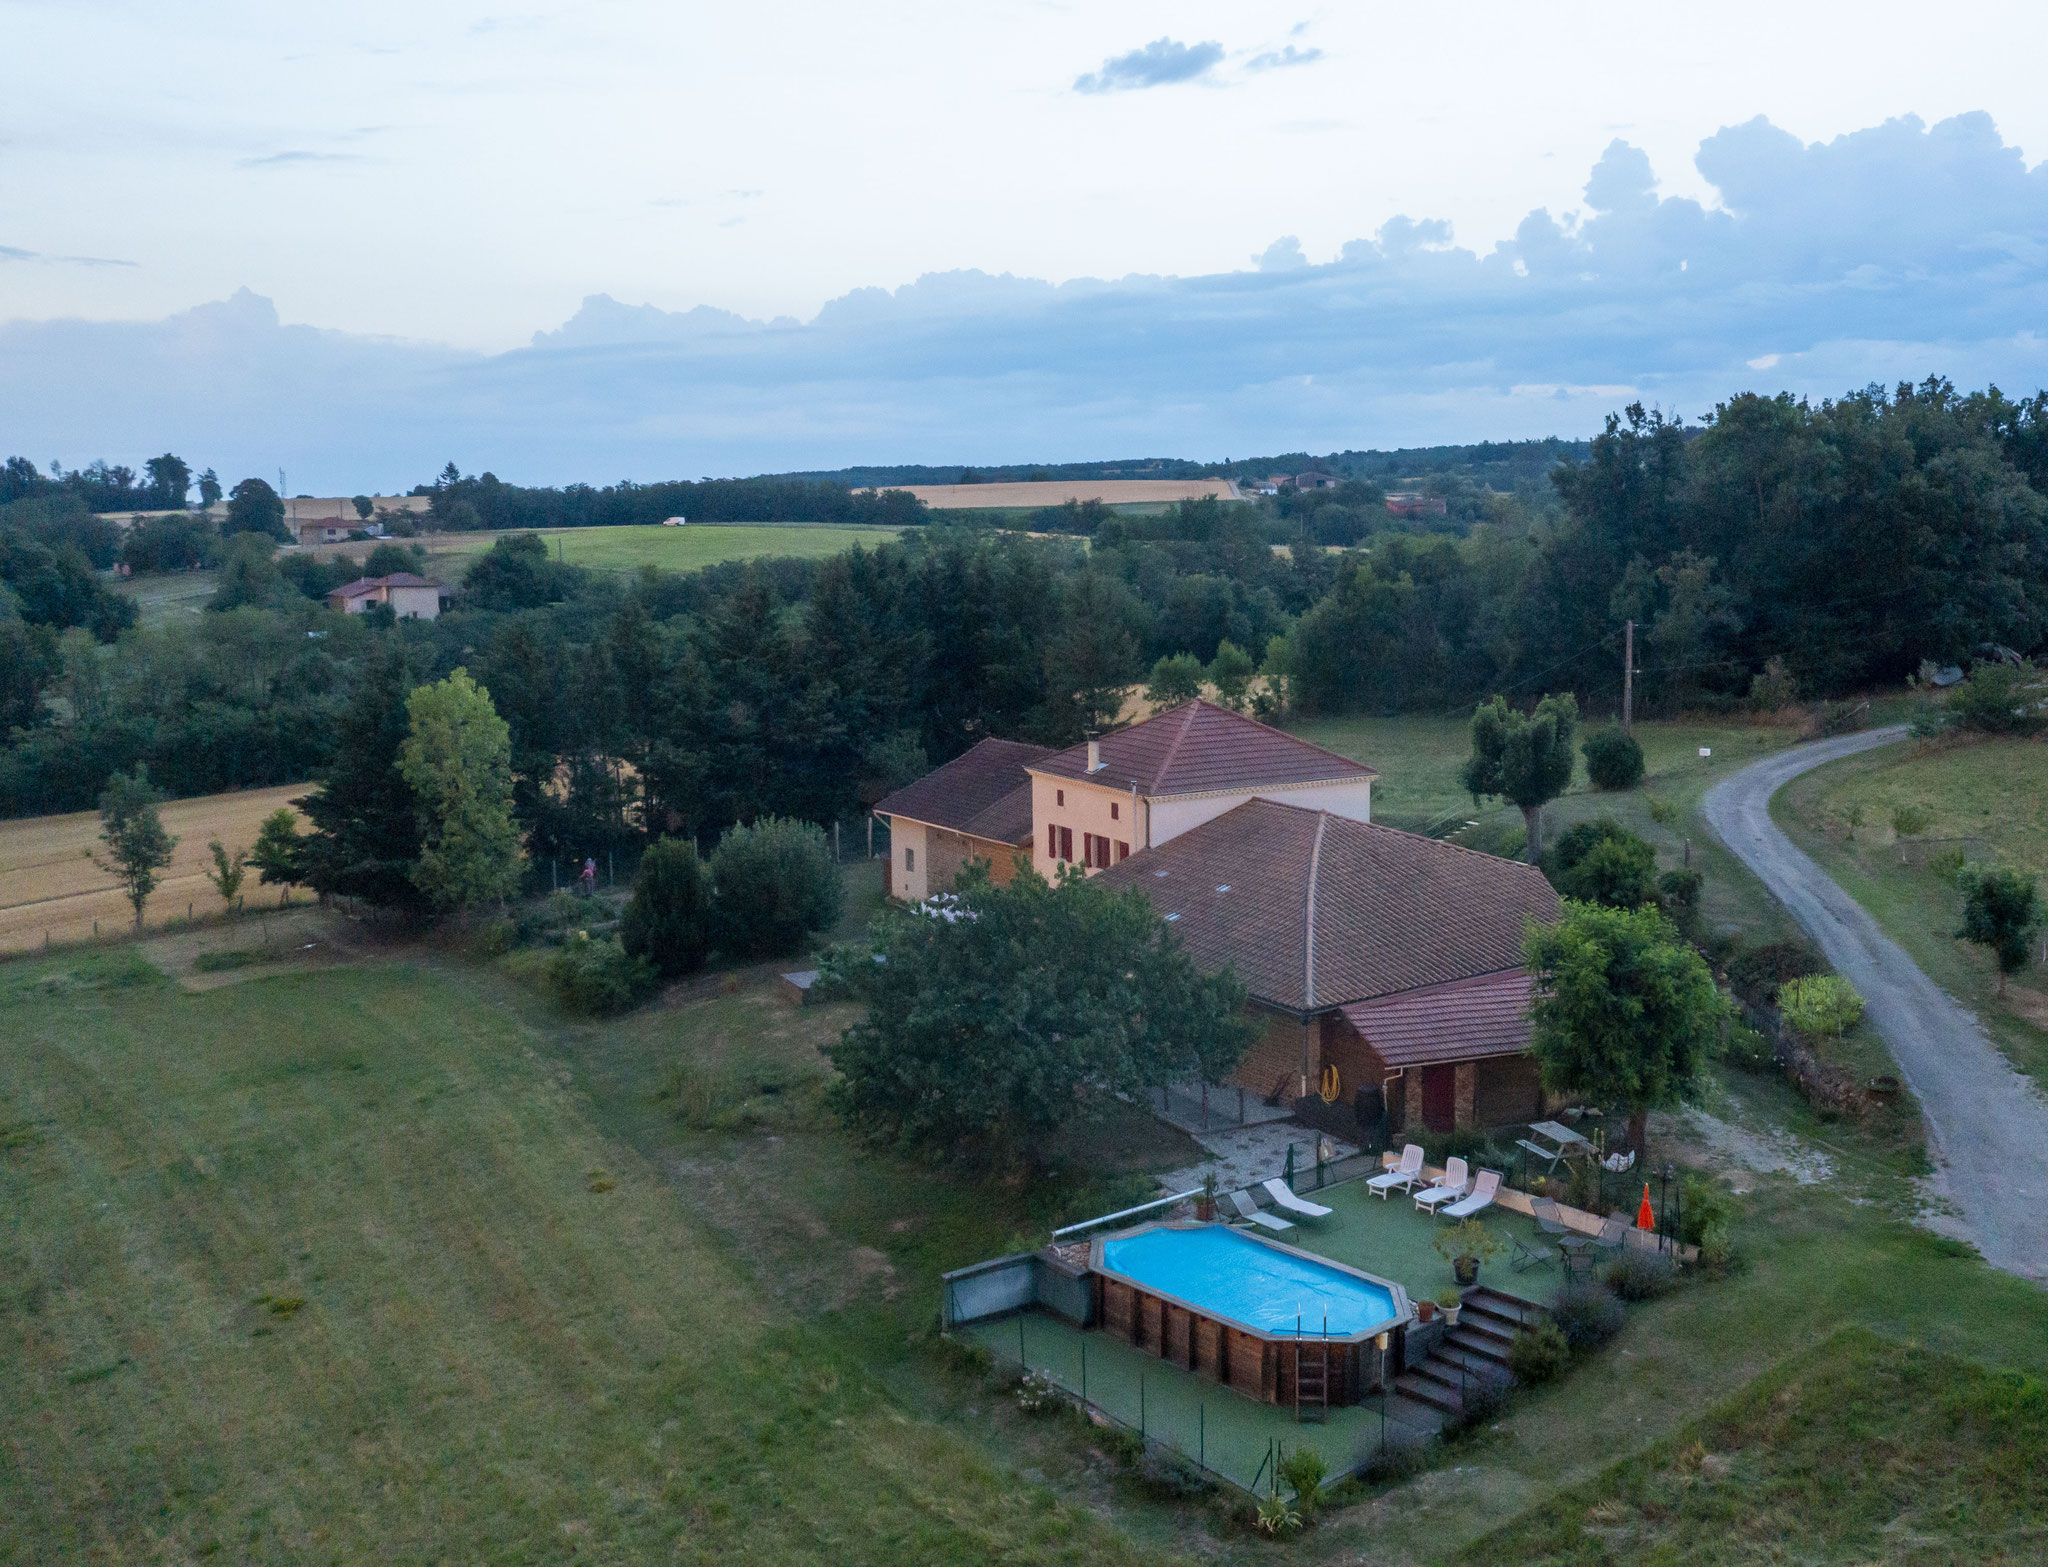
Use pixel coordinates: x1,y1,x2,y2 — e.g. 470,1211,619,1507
1514,1120,1593,1175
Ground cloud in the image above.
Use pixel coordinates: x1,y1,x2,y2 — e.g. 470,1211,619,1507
7,113,2048,485
1073,37,1223,94
1247,44,1322,72
0,244,137,268
238,150,369,168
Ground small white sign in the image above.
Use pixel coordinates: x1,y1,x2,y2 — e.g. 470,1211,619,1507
1698,747,1712,757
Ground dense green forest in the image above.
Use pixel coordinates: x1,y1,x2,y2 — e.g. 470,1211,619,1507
5,379,2047,873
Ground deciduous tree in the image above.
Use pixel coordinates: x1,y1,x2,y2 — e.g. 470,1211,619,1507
707,816,841,960
621,836,711,979
205,839,247,907
1524,900,1724,1162
397,667,525,915
828,865,1255,1168
1957,866,2042,994
1462,692,1579,862
90,766,177,929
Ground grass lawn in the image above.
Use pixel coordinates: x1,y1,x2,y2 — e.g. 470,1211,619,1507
110,568,218,625
417,523,903,575
0,949,1160,1565
1775,733,2048,1082
1461,1325,2048,1565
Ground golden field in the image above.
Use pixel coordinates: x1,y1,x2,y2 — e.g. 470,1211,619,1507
0,784,313,954
873,478,1242,508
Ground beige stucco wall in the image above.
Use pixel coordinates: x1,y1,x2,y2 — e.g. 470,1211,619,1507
387,585,441,620
1028,773,1139,879
1146,776,1373,843
891,821,930,902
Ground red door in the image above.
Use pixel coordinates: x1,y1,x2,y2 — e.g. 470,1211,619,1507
1421,1066,1456,1133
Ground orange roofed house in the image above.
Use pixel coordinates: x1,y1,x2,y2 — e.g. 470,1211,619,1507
326,573,448,621
873,702,1563,1134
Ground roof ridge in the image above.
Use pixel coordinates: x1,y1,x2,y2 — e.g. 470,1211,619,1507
1151,701,1201,790
1303,810,1329,1009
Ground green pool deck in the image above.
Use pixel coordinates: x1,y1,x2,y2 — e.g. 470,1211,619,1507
960,1179,1562,1488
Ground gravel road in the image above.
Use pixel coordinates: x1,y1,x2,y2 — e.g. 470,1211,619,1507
1702,725,2048,1282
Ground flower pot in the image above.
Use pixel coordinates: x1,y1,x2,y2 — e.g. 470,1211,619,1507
1195,1199,1216,1222
1416,1300,1436,1324
1453,1256,1480,1287
1441,1304,1462,1328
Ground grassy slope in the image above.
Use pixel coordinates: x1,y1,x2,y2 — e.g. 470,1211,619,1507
0,952,1158,1567
1460,1326,2048,1566
418,524,902,574
1774,734,2048,1082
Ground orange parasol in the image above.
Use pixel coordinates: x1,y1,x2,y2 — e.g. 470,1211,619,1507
1636,1183,1655,1230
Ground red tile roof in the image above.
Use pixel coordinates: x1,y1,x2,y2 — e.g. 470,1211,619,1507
1338,970,1536,1068
1093,797,1558,1011
872,737,1051,845
1029,700,1375,797
328,573,445,599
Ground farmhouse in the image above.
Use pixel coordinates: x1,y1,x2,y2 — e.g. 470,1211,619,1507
875,701,1562,1133
871,738,1051,902
326,573,448,621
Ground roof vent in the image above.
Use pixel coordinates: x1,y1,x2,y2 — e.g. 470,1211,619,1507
1215,884,1231,893
1164,912,1181,922
1086,739,1103,773
1153,869,1170,878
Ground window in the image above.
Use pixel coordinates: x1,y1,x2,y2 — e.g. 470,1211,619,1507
1081,833,1111,868
1056,788,1064,806
1053,825,1074,862
1116,841,1130,861
1110,802,1119,820
904,847,915,872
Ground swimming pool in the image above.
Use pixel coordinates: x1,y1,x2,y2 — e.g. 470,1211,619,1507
1088,1221,1411,1407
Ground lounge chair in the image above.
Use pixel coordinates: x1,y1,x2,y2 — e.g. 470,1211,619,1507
1224,1188,1293,1232
1510,1232,1555,1272
1261,1178,1332,1219
1589,1214,1630,1253
1531,1196,1576,1240
1366,1144,1424,1200
1441,1169,1501,1220
1413,1157,1470,1214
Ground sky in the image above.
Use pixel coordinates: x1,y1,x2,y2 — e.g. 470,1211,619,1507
5,1,2048,488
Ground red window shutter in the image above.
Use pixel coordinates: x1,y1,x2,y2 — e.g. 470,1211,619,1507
1060,826,1073,862
1048,823,1057,859
1116,841,1130,861
1111,802,1119,820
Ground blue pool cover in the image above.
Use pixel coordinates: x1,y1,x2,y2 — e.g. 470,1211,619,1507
1098,1225,1399,1338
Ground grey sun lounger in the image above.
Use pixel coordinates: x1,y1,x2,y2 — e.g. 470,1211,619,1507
1225,1188,1293,1231
1261,1178,1332,1219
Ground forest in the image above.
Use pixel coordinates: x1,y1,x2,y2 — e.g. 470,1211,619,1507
4,378,2047,871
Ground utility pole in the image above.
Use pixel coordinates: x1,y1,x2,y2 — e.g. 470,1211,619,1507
1622,619,1635,734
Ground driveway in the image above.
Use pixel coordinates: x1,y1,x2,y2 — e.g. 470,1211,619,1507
1702,725,2048,1282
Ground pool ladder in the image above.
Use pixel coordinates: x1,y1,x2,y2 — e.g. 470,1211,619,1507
1293,1311,1330,1423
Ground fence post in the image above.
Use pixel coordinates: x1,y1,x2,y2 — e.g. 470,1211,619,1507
1199,1403,1204,1470
1139,1372,1145,1441
1081,1337,1087,1405
1019,1314,1027,1373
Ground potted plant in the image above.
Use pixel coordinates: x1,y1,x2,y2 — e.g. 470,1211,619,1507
1195,1168,1220,1223
1433,1218,1506,1288
1415,1298,1437,1324
1435,1288,1464,1328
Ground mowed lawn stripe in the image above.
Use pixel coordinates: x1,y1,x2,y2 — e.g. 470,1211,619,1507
0,956,1157,1565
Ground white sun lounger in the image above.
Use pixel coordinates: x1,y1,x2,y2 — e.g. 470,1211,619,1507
1366,1144,1424,1200
1225,1189,1293,1231
1413,1156,1470,1214
1441,1168,1501,1220
1261,1178,1332,1219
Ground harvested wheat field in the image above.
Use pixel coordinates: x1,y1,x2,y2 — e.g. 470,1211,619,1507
872,477,1242,508
0,784,313,955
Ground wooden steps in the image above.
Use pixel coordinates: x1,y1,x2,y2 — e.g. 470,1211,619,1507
1393,1285,1549,1419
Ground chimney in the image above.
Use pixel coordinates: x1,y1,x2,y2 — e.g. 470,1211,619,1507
1086,739,1102,773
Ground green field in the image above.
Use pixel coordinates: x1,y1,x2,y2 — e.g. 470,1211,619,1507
420,523,904,575
1776,733,2048,1082
1463,1327,2048,1565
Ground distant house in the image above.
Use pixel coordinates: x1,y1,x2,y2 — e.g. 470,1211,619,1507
296,519,360,547
871,738,1052,902
326,573,448,621
1385,493,1448,518
1294,470,1340,490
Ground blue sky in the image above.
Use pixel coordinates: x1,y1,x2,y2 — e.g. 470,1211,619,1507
4,3,2048,487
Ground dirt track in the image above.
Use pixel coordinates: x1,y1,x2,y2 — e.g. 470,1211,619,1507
1703,727,2048,1281
0,784,313,954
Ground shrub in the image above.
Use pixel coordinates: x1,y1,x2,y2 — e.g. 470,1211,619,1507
1443,1362,1513,1438
1947,659,2045,736
1277,1445,1327,1508
1543,816,1657,908
193,948,261,973
1419,1126,1492,1168
1551,1281,1626,1352
1354,1431,1427,1484
709,817,843,961
1507,1319,1570,1385
1582,726,1646,791
1644,794,1675,826
1254,1491,1302,1537
621,836,712,979
1011,1369,1064,1416
1749,655,1798,713
1144,651,1206,706
1891,802,1933,837
545,933,656,1015
1725,939,1823,1007
1603,1247,1679,1301
1723,1022,1777,1073
1682,1175,1737,1245
1778,974,1865,1041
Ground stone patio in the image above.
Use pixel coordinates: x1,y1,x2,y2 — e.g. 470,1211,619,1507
1151,1081,1358,1196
